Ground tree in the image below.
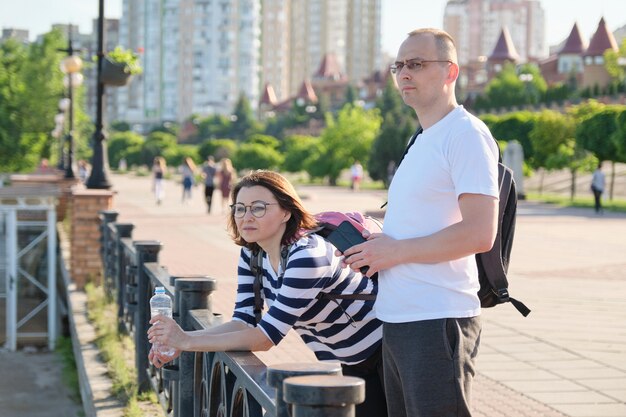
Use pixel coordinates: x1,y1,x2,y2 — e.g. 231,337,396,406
231,93,261,141
478,63,547,110
198,138,238,161
480,111,537,166
529,110,593,199
574,105,626,199
309,104,382,185
281,135,321,173
369,77,415,186
233,143,283,171
107,131,144,168
0,30,68,172
604,38,626,82
140,131,178,166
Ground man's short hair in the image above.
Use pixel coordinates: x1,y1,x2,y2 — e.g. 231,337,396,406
407,28,457,63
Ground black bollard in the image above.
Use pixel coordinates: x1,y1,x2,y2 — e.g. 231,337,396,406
171,277,217,417
267,363,342,417
134,240,163,392
284,375,365,417
114,223,134,332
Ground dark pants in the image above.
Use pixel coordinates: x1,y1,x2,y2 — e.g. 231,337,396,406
383,317,481,417
204,185,215,212
592,186,603,213
341,345,387,417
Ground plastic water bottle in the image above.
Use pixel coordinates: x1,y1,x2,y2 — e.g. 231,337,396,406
150,286,176,357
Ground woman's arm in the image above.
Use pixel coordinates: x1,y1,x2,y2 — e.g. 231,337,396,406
148,315,274,353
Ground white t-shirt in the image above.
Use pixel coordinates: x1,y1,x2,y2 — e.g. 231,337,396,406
377,106,499,323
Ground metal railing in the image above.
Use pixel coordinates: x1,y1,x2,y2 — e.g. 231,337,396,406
99,210,364,417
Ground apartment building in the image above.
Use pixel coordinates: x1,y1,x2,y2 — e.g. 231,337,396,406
444,0,546,65
118,0,261,129
115,0,380,128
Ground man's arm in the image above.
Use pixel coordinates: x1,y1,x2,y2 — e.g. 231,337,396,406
343,193,498,276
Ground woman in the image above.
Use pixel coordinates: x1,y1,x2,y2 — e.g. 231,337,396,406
148,170,386,417
180,157,197,203
152,156,167,204
218,158,235,213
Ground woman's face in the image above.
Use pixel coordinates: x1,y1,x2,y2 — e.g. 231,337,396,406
234,185,291,250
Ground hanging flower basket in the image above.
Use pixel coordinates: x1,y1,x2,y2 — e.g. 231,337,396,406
100,57,133,86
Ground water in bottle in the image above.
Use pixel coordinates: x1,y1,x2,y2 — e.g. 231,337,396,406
150,286,176,357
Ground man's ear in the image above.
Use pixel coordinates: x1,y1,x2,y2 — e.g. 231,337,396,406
447,62,459,84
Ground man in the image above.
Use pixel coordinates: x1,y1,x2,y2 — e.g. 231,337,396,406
591,162,605,214
201,156,217,213
343,28,499,416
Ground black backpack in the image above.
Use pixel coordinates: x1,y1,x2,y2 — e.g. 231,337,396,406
399,127,531,317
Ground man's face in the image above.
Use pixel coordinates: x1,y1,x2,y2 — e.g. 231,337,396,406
394,34,451,110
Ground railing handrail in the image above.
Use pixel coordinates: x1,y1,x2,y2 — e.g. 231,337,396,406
98,210,364,417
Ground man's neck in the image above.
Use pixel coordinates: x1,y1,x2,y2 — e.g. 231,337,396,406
415,100,458,130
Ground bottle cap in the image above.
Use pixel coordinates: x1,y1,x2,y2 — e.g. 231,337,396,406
155,286,165,294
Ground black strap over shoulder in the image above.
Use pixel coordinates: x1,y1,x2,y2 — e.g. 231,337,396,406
250,249,265,324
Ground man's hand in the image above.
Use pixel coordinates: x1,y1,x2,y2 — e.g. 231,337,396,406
341,232,399,277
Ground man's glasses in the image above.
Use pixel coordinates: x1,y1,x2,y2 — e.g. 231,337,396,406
230,201,279,218
390,59,452,74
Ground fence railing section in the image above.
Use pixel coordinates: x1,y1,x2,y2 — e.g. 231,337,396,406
98,210,365,417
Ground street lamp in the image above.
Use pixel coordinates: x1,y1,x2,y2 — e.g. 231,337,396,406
519,73,534,105
86,0,112,189
59,30,83,179
54,98,71,169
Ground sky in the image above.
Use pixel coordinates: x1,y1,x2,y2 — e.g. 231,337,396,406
2,0,625,56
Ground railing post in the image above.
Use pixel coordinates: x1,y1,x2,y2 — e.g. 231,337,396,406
114,223,134,332
169,276,217,417
267,363,342,417
284,375,365,417
99,210,119,299
134,240,163,392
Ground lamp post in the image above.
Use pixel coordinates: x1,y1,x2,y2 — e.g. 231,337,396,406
86,0,112,189
59,29,83,179
52,101,67,169
519,73,534,105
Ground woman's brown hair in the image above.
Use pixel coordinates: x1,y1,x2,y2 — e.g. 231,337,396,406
226,170,318,251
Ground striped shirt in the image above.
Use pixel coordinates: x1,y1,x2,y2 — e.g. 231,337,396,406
232,234,382,365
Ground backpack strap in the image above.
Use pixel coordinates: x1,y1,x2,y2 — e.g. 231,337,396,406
316,292,375,301
250,249,265,324
381,127,423,209
478,164,531,317
250,245,292,324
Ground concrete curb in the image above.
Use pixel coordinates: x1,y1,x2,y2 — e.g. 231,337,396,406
60,225,126,417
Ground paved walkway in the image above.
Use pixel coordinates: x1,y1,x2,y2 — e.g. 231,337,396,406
109,172,626,417
3,171,625,416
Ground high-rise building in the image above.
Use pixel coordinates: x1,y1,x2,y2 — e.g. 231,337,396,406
444,0,546,65
270,0,381,102
117,0,380,127
118,0,261,129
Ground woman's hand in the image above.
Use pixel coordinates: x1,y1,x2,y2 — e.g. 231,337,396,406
147,314,189,351
148,346,181,368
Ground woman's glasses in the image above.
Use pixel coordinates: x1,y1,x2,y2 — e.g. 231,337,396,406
230,201,279,218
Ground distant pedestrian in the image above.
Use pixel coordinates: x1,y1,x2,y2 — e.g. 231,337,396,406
78,160,89,183
180,157,197,203
152,156,167,204
591,162,606,214
36,158,54,174
201,156,218,213
350,160,364,191
218,158,236,213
